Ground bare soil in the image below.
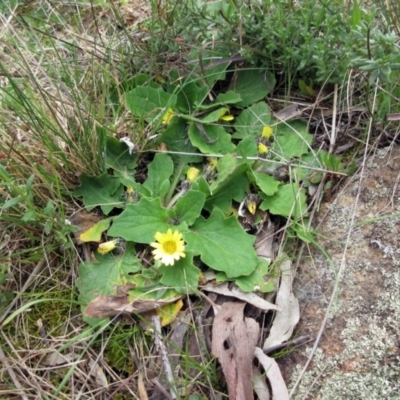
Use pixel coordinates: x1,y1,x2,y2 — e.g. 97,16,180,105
278,146,400,399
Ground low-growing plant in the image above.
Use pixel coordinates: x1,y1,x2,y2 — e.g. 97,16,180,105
72,58,350,325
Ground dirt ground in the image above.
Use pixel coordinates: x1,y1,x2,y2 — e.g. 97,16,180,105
278,146,400,399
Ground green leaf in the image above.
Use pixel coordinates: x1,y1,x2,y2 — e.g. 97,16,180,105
233,102,272,139
260,183,307,219
199,91,242,110
209,153,237,193
186,209,258,278
105,137,137,178
180,107,230,124
73,173,124,215
217,258,275,293
231,70,276,107
76,243,142,308
159,252,200,293
251,171,281,196
273,120,313,161
125,86,176,124
235,137,258,163
108,197,183,243
156,117,202,163
79,218,112,243
143,153,174,198
205,171,249,213
2,196,22,210
174,80,203,114
172,190,206,226
188,122,235,154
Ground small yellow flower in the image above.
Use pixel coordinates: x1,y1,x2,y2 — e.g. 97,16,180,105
186,167,200,182
150,229,186,266
219,109,234,122
261,125,273,140
98,239,119,255
162,108,175,125
258,143,268,155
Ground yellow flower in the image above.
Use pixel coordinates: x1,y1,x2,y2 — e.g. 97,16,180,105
261,125,273,140
219,109,234,122
150,229,186,266
186,167,200,182
98,239,119,255
162,108,175,125
258,143,268,155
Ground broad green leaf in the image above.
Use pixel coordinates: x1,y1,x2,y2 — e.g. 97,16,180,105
205,171,249,213
233,102,272,139
235,136,258,163
159,252,200,293
143,153,174,198
188,122,235,154
272,120,313,161
260,183,307,219
209,153,237,193
73,173,124,215
180,107,230,124
185,208,258,278
172,190,206,226
251,171,281,196
231,70,276,107
108,197,184,243
119,177,151,198
217,258,275,293
105,137,137,178
79,218,112,242
198,91,242,110
188,48,230,87
156,117,202,163
125,86,176,124
127,274,179,301
174,80,204,114
76,243,142,308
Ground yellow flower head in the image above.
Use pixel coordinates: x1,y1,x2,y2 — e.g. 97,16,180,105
186,167,200,182
261,125,273,140
219,110,234,122
162,108,175,125
258,143,268,155
98,239,119,255
150,229,186,266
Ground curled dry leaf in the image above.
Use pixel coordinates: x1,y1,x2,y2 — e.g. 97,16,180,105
212,302,260,400
255,220,275,262
263,259,300,350
85,294,182,318
252,365,270,400
41,351,79,366
254,347,289,400
88,357,108,387
203,282,279,312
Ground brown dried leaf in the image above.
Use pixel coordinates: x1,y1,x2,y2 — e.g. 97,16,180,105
255,220,275,262
212,302,260,400
88,357,108,387
69,210,102,244
203,282,279,312
263,260,299,349
41,351,79,366
252,365,270,400
254,347,289,400
85,294,183,318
